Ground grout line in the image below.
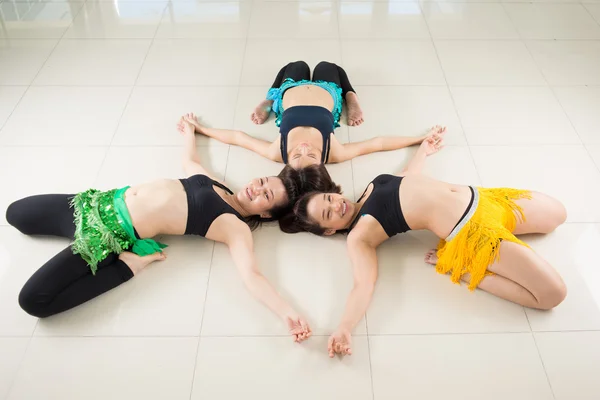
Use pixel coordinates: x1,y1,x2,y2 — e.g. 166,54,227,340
0,0,85,139
187,241,217,400
420,0,485,185
90,3,166,186
365,317,376,400
185,6,252,398
519,30,600,176
582,3,600,29
530,330,558,400
13,329,600,339
4,334,35,399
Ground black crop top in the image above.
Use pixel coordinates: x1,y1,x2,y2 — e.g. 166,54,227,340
279,105,335,164
351,174,411,237
179,174,244,237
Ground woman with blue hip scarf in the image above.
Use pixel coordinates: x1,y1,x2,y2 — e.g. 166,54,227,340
184,61,429,170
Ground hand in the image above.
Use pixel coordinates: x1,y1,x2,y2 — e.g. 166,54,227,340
420,125,446,156
328,327,352,358
182,112,202,132
284,314,312,343
176,116,195,137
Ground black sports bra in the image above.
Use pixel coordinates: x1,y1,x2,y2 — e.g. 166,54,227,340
179,174,244,237
279,105,335,164
351,174,411,237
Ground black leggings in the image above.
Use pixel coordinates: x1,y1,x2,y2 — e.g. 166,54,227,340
5,194,134,318
270,61,356,98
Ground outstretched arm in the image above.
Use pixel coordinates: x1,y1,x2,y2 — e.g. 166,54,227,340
398,125,445,176
183,113,282,162
329,134,425,163
178,117,217,179
328,236,379,358
226,226,311,343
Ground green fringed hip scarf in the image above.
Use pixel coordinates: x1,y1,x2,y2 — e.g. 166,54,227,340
70,187,167,275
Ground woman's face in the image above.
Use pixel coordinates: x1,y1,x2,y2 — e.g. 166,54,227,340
236,176,288,217
289,143,321,169
306,192,355,234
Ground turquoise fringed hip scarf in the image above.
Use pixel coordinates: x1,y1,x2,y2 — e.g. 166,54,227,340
70,187,167,275
266,78,343,128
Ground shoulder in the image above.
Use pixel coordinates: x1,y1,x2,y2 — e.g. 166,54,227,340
205,213,251,243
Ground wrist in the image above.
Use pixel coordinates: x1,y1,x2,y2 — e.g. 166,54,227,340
337,322,353,333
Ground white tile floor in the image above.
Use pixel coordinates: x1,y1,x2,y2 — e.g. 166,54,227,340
0,0,599,399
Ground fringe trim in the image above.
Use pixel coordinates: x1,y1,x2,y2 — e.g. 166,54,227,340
435,188,532,291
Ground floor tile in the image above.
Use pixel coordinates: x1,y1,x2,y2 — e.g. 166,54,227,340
0,338,29,399
535,331,600,400
504,4,600,40
95,145,229,188
352,146,481,200
423,3,519,39
524,224,600,331
221,145,286,188
585,4,600,24
436,40,546,86
0,228,66,336
588,145,600,170
64,1,167,39
0,86,26,128
33,236,211,336
0,147,107,225
7,337,198,400
112,86,238,146
191,336,372,400
248,1,339,39
370,334,554,400
341,40,445,85
137,39,245,85
0,86,131,146
338,1,430,39
554,86,600,145
156,1,251,38
451,86,580,145
33,39,150,85
202,223,367,336
471,145,600,222
366,230,529,334
0,1,83,39
526,40,600,85
347,86,466,146
240,39,342,86
0,39,57,85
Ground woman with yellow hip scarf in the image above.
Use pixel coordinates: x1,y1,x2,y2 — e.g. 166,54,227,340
282,126,568,357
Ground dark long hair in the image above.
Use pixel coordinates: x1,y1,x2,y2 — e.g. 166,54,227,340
245,164,341,231
278,185,344,235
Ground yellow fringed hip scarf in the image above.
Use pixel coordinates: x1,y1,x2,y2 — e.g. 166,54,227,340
435,187,532,291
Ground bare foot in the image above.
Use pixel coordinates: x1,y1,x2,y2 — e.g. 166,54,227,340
345,92,364,126
119,251,166,276
424,249,438,266
251,99,273,125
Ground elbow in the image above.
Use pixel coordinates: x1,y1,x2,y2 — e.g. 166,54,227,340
240,270,262,290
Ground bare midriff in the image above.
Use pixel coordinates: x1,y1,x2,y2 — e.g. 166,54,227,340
399,175,473,239
124,179,188,238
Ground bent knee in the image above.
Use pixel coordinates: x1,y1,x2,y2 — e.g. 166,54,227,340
537,279,567,310
546,197,567,232
18,285,50,319
5,199,28,232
